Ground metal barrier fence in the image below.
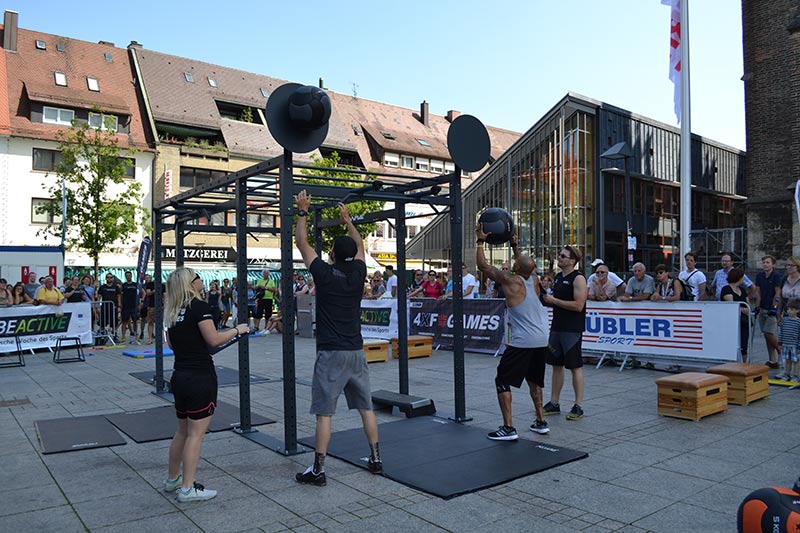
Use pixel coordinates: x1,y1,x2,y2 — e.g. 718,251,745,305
91,300,117,345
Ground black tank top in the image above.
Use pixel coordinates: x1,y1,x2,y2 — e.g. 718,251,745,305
552,270,586,332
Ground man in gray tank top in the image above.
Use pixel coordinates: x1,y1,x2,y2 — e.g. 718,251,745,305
476,225,551,441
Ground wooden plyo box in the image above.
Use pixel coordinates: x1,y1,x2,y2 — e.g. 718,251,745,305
391,335,433,359
363,339,389,363
707,363,770,405
656,372,728,421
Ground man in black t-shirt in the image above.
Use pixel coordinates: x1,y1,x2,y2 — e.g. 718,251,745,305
98,274,122,337
542,245,588,421
293,190,382,486
121,271,139,343
144,274,156,344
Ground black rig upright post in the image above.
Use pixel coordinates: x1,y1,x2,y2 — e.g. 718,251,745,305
153,216,166,395
313,208,323,258
450,166,470,422
394,202,408,394
174,221,185,268
395,203,409,395
235,177,252,432
280,148,299,454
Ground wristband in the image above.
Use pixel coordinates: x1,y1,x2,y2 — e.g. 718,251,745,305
476,240,485,246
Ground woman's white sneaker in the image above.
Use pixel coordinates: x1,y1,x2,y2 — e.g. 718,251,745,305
176,482,217,502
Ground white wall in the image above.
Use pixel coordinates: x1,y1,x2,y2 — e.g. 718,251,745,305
3,137,153,267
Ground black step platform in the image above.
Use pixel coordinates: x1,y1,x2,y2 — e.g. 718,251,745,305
129,365,277,389
299,416,587,499
371,389,436,418
35,415,126,454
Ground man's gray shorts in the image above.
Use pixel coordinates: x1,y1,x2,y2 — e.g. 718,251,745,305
757,312,778,335
310,349,373,416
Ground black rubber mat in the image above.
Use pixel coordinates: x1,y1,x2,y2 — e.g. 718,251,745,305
104,402,275,442
35,415,126,454
299,416,587,499
129,365,277,389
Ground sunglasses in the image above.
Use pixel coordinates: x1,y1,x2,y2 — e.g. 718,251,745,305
501,267,509,270
558,253,572,259
193,274,201,283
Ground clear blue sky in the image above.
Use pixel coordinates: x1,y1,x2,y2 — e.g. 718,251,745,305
6,0,746,149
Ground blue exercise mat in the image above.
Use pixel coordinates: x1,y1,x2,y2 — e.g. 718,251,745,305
122,347,174,358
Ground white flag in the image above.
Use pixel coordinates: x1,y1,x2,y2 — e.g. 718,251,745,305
795,179,800,225
662,0,682,124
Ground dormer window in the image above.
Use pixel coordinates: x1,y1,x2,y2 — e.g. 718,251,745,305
87,77,100,92
35,40,46,50
42,106,74,126
89,112,118,132
383,152,399,167
184,72,194,83
54,72,67,87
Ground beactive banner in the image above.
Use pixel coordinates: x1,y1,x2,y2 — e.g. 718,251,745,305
408,298,507,354
360,298,399,339
0,302,93,353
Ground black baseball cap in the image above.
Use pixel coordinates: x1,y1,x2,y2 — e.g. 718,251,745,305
333,236,357,264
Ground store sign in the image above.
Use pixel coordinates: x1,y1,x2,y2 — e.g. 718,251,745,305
162,246,237,263
375,253,396,260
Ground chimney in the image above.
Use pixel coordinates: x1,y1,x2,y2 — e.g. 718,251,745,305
128,40,143,49
446,110,461,123
98,40,115,47
3,11,18,52
318,77,326,89
420,100,429,127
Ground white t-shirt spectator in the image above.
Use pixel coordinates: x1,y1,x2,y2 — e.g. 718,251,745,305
679,269,707,301
385,274,398,297
587,271,624,288
462,273,479,298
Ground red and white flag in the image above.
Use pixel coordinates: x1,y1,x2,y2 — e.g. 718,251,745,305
662,0,682,124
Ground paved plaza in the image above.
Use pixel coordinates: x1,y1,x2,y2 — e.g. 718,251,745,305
1,331,798,532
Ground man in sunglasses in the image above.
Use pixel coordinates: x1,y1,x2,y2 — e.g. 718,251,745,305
541,246,587,421
476,227,551,440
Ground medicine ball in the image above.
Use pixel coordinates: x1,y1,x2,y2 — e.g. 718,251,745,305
737,486,800,533
478,208,515,245
288,86,331,131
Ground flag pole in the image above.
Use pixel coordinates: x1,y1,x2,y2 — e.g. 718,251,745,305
679,0,692,269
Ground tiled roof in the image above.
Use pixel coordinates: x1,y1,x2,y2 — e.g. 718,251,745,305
1,26,150,149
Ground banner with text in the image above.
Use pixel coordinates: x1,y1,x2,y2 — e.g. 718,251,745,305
409,298,506,354
577,301,740,361
360,299,398,339
0,303,93,353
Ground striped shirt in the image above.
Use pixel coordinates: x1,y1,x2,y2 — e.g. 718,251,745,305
779,316,800,346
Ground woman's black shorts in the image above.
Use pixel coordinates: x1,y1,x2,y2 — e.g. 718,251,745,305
171,370,217,420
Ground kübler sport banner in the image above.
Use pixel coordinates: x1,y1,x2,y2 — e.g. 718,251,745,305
409,298,506,354
0,302,93,353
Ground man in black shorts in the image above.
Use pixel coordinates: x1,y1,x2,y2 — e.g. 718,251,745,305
476,228,551,440
542,245,588,421
98,274,122,339
294,190,382,486
120,271,140,344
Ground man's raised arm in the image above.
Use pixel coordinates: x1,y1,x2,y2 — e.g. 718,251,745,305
339,202,365,262
295,190,317,269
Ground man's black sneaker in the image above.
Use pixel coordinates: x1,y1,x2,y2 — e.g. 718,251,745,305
367,458,383,475
766,361,780,369
566,404,584,421
487,425,519,441
529,419,550,434
296,466,326,486
543,401,561,416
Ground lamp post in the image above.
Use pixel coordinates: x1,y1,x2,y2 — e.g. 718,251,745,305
600,142,634,273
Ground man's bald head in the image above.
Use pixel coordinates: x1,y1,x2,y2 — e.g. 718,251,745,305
514,255,535,277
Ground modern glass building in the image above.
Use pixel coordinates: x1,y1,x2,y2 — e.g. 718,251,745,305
407,93,746,275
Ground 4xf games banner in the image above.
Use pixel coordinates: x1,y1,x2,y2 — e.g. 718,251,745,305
409,298,506,354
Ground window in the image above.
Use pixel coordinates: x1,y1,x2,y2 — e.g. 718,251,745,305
380,131,396,140
430,160,444,174
35,40,46,50
43,106,75,126
260,88,270,98
401,155,414,169
104,52,112,62
179,167,227,190
383,152,399,167
111,157,136,178
32,148,62,171
207,77,217,88
416,138,431,147
408,226,418,238
445,162,455,174
88,112,118,132
54,72,67,86
86,77,100,92
247,213,275,228
184,72,194,83
461,170,471,178
56,44,65,52
416,158,429,172
31,198,62,224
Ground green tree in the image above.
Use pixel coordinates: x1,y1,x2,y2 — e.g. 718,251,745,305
300,152,383,251
37,114,150,280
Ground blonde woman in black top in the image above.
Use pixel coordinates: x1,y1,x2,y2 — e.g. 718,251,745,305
164,267,249,503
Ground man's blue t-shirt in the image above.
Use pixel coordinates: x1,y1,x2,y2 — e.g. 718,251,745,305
755,270,781,311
